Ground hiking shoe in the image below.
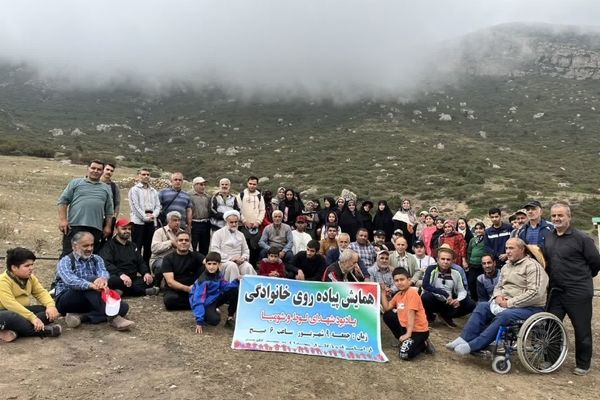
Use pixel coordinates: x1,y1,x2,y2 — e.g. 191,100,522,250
224,317,235,329
424,338,436,355
0,330,17,342
440,314,457,328
43,324,62,337
145,287,160,296
65,313,82,329
110,315,134,331
573,367,591,376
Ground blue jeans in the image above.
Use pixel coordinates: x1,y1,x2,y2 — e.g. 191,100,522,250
461,301,543,351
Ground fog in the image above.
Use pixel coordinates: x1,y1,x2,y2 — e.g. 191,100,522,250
0,0,598,100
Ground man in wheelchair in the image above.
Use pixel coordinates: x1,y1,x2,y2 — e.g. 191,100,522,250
447,238,548,355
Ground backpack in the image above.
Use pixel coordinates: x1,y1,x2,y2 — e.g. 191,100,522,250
50,252,98,292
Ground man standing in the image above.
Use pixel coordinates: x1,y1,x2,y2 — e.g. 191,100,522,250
57,160,114,257
129,168,161,267
99,219,158,297
159,172,192,231
162,232,205,310
54,231,134,330
544,202,600,375
518,200,553,248
188,176,212,255
209,210,257,281
210,178,240,231
100,162,120,238
237,176,265,266
484,207,512,268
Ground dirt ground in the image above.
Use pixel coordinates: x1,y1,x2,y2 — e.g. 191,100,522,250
1,155,599,400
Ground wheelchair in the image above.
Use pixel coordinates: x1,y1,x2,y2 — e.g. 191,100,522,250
489,312,568,374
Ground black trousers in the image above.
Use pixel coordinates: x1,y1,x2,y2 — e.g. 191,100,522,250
164,289,191,310
191,221,211,255
108,275,152,297
547,292,593,370
382,310,429,359
421,291,475,322
56,289,129,323
132,222,155,267
60,226,103,258
467,265,483,302
204,288,239,326
0,305,50,337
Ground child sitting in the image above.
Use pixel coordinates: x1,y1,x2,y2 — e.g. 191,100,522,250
381,267,434,360
190,252,239,334
259,246,286,278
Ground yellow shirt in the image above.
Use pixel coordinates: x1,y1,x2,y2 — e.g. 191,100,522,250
0,271,55,322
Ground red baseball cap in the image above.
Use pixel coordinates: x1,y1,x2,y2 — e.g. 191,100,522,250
114,218,133,228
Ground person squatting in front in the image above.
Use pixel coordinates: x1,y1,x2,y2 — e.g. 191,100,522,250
190,252,239,334
380,267,434,360
0,247,62,341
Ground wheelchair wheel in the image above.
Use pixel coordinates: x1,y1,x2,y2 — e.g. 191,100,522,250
492,355,512,374
517,312,568,374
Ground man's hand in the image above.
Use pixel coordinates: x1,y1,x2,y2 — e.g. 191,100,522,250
269,271,279,277
295,270,305,281
230,256,243,265
279,251,286,259
91,277,108,291
103,225,112,239
58,219,70,235
170,238,178,248
45,306,59,322
120,274,132,287
499,254,508,262
32,317,45,332
462,261,469,271
399,333,410,342
186,285,193,293
447,297,459,308
195,325,203,334
495,295,509,308
143,273,153,285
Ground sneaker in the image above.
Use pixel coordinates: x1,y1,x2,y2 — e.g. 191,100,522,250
145,287,160,296
224,317,235,329
43,324,62,337
573,367,591,376
424,338,436,355
440,314,457,328
0,330,17,342
110,315,135,331
65,313,82,329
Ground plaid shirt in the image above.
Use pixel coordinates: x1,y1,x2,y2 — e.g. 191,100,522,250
55,253,109,298
349,242,377,266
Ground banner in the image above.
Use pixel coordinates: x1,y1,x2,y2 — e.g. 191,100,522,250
231,275,388,362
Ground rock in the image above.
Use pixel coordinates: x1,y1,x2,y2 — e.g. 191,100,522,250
435,143,445,150
438,113,452,121
533,112,545,119
258,177,270,184
340,189,357,202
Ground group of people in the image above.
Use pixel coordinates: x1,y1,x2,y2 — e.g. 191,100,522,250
1,160,599,376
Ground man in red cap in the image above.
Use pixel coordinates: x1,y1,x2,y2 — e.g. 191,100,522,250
292,215,312,255
99,218,158,297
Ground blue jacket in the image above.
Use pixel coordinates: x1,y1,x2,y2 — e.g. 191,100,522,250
518,219,553,249
190,272,239,326
484,223,512,263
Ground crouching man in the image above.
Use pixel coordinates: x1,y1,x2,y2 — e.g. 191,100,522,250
54,231,134,331
447,238,548,355
191,252,239,333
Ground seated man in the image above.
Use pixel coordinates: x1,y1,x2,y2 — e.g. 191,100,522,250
191,252,239,334
413,240,436,279
162,232,205,310
349,228,377,277
448,238,548,354
290,240,326,281
323,249,365,282
99,218,158,297
368,249,396,296
421,245,475,327
258,210,294,265
149,211,184,286
54,231,134,331
292,215,312,254
319,224,339,255
209,210,256,281
372,230,389,251
476,254,500,303
390,236,421,287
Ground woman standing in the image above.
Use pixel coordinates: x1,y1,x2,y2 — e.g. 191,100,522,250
0,247,61,342
339,199,361,240
373,200,395,241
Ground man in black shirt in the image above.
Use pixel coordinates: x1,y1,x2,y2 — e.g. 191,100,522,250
99,218,157,297
544,202,600,376
290,240,327,281
162,232,205,310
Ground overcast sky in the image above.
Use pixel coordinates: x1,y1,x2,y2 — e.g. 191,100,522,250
0,0,598,99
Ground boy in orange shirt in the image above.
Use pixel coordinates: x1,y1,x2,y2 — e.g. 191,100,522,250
381,267,434,360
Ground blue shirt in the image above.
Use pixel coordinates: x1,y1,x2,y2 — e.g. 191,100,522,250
55,253,109,298
159,188,192,228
